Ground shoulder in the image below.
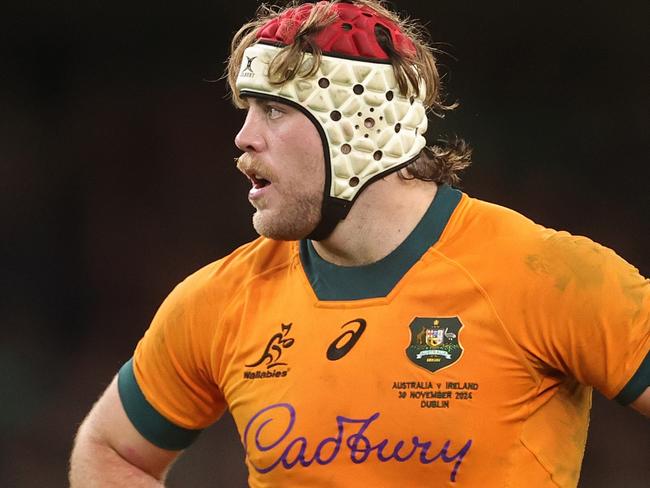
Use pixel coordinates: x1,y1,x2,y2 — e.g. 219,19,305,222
441,194,546,258
164,237,295,312
454,195,540,239
441,193,643,287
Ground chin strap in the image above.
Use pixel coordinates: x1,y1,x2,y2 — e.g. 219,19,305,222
306,154,420,241
306,197,352,241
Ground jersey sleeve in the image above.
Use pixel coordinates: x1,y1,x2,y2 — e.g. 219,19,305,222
117,265,228,450
520,231,650,404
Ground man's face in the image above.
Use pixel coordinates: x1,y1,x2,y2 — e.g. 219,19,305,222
235,98,325,240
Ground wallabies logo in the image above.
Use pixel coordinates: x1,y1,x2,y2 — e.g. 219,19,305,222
406,317,464,373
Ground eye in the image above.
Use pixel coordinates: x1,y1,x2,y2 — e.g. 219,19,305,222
265,105,284,120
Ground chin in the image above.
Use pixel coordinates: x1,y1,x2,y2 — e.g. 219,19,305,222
252,210,317,241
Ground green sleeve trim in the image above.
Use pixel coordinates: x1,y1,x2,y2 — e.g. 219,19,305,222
615,350,650,405
117,358,202,450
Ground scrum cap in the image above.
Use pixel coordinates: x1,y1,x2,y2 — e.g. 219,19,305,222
236,1,428,240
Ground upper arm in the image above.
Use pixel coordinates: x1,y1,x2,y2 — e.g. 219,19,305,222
78,375,181,479
517,233,650,400
630,386,650,417
126,272,227,436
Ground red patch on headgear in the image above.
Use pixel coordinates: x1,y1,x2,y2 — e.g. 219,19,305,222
256,1,416,60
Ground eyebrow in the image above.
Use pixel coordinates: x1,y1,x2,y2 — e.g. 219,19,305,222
249,97,292,111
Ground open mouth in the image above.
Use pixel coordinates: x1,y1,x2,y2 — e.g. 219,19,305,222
250,174,271,189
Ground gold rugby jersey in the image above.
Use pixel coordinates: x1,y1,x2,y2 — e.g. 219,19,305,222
118,184,650,487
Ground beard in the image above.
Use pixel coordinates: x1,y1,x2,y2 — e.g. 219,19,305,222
251,189,322,241
237,153,323,240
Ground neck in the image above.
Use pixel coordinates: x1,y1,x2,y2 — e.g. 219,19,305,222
312,175,438,266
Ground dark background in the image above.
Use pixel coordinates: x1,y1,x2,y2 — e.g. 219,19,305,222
1,0,648,486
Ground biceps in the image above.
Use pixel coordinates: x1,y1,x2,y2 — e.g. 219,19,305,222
81,375,181,479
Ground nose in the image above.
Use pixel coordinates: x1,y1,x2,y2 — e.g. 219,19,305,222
235,106,266,153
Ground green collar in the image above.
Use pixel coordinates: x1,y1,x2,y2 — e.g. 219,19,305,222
299,184,462,301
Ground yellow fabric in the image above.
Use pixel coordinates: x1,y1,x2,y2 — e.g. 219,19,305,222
132,193,649,487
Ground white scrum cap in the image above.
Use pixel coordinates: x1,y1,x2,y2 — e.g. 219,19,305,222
235,1,428,240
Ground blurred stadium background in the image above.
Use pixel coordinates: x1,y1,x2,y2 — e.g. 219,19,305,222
1,1,648,486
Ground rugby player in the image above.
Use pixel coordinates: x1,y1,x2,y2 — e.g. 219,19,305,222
69,1,649,486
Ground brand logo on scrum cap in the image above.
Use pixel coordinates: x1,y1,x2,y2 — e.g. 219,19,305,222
240,55,257,78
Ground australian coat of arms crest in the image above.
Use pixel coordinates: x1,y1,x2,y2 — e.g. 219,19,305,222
406,317,464,373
